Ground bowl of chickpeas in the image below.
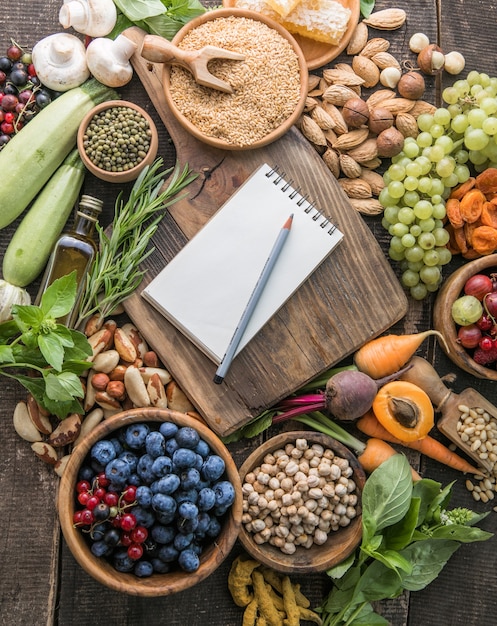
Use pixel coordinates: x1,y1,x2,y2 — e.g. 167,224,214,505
238,431,365,574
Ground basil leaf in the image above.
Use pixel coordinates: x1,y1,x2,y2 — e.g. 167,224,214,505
0,319,21,343
399,539,460,591
42,395,84,419
38,333,65,371
40,272,77,319
0,345,14,363
362,454,413,532
44,371,85,402
12,304,44,331
113,0,166,21
383,496,421,550
360,0,375,18
430,525,493,542
354,559,404,601
412,478,442,526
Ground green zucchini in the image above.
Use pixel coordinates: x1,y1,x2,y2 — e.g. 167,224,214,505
2,148,86,288
0,78,118,230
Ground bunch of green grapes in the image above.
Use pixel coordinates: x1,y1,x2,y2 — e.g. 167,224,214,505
380,70,497,300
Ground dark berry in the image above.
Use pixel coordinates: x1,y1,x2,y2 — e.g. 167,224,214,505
178,549,200,573
201,455,225,482
175,427,200,450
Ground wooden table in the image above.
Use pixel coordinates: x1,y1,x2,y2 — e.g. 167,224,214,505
1,0,496,624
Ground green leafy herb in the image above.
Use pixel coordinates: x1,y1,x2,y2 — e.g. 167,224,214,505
110,0,207,39
318,455,493,625
0,273,92,418
360,0,375,18
75,158,197,328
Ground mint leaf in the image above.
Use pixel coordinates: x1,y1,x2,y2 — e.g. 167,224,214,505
40,272,77,318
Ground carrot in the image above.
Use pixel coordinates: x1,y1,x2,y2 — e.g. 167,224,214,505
354,330,448,380
357,410,482,475
356,437,421,481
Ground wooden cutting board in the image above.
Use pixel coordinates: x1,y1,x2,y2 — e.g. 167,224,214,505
122,27,408,437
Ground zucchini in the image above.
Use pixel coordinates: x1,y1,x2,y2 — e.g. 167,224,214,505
3,148,86,287
0,78,118,230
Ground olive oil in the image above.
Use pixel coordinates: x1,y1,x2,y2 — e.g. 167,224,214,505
36,194,103,327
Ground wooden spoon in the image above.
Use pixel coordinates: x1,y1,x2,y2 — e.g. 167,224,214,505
400,355,497,473
140,34,245,93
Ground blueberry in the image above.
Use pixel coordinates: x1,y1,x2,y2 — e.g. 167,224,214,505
151,557,171,573
151,455,173,477
91,440,117,466
128,473,142,487
174,532,193,551
178,501,198,520
109,437,124,457
105,458,131,487
206,517,221,538
119,450,138,473
104,528,121,547
137,453,156,484
145,431,166,458
78,465,94,482
134,560,154,577
201,455,225,482
178,548,200,573
158,543,179,563
190,542,203,556
177,516,199,535
196,512,211,537
195,439,210,458
159,422,179,439
133,506,156,528
174,488,198,505
91,540,112,558
175,426,200,450
213,480,236,508
154,473,181,495
152,493,177,515
151,524,176,545
93,502,110,522
124,423,150,449
197,487,216,512
180,467,201,490
136,485,153,508
165,437,179,456
91,523,109,541
155,511,176,525
172,448,198,470
113,549,135,572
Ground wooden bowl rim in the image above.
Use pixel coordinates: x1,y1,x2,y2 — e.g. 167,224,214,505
77,100,159,183
162,8,308,151
222,0,361,70
433,254,497,381
58,407,243,596
238,431,365,574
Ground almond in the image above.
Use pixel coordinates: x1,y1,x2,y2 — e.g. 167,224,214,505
371,51,401,71
359,169,385,195
360,38,391,58
345,138,379,163
366,89,396,110
310,105,336,131
363,8,407,30
300,115,327,146
307,74,321,92
349,197,385,215
338,178,372,199
395,112,419,137
321,103,348,135
378,97,416,115
409,99,437,117
322,68,365,87
346,21,368,55
322,148,340,178
352,56,380,88
332,127,370,151
338,153,362,178
361,157,383,170
322,84,359,107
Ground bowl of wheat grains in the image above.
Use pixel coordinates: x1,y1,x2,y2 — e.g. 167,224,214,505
161,8,308,150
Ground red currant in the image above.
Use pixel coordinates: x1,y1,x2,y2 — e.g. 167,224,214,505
122,485,137,503
94,487,106,500
1,121,14,135
104,491,119,507
479,336,494,351
78,491,91,506
73,510,84,525
4,112,15,124
7,45,23,61
27,63,36,77
120,531,133,547
80,509,94,526
86,495,100,511
120,513,137,532
97,473,111,488
76,480,91,493
112,514,122,528
127,543,144,560
130,526,148,544
477,314,493,332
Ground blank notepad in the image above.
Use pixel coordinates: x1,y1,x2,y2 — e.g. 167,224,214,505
141,163,344,364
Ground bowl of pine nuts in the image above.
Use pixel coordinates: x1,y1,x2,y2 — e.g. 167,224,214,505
238,431,366,574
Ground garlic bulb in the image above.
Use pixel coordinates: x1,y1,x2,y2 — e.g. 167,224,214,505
59,0,117,38
0,280,31,322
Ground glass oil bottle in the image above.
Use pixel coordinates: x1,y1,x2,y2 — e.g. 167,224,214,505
35,194,103,327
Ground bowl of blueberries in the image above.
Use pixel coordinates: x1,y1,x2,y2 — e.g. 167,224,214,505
58,407,243,596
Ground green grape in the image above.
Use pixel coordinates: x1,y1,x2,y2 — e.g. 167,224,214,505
483,140,497,161
405,161,422,177
410,282,428,300
407,260,424,272
429,178,446,196
442,86,459,105
404,244,424,262
454,164,471,183
397,206,415,224
430,123,445,138
383,205,400,224
433,227,450,246
465,127,490,150
481,99,497,117
453,78,470,94
447,103,463,117
417,113,435,132
441,173,459,188
467,107,488,128
388,164,406,181
401,233,416,248
383,171,392,185
409,223,422,237
388,246,405,262
426,280,442,293
403,176,419,191
454,149,469,164
451,114,469,134
403,191,421,207
480,72,491,87
401,269,420,288
430,194,443,204
391,222,409,237
418,217,436,232
436,246,452,265
388,181,405,199
389,236,405,254
468,149,488,165
415,156,432,175
419,264,441,285
417,177,432,194
403,139,420,158
418,232,436,250
413,200,433,219
396,156,412,169
471,84,484,97
417,131,433,147
474,161,490,173
432,203,447,219
436,156,455,177
435,135,454,154
433,107,452,126
428,145,445,162
423,249,440,266
378,188,398,207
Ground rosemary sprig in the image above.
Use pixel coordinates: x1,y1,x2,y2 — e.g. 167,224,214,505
75,158,197,327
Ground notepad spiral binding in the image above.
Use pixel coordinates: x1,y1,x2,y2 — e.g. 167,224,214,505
265,166,338,235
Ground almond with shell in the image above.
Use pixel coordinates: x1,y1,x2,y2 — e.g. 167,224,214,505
348,197,385,215
322,84,360,107
300,114,328,146
322,103,349,135
409,99,437,117
346,21,369,55
332,127,370,151
338,178,373,199
339,153,362,178
358,169,385,195
395,112,419,138
322,148,340,178
360,38,391,59
311,105,337,130
378,97,416,115
371,52,401,71
363,8,407,30
322,67,365,87
346,138,379,164
352,56,380,88
366,89,396,110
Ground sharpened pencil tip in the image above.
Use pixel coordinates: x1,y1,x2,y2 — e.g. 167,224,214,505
284,214,294,229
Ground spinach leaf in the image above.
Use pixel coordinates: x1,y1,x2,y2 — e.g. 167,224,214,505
399,539,460,591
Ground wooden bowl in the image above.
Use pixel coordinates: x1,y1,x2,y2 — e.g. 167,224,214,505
77,100,158,183
162,8,308,150
58,407,243,596
433,254,497,380
238,431,365,574
223,0,361,70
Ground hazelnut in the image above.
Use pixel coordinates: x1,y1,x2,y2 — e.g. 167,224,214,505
376,127,405,157
397,71,426,100
444,51,466,75
417,44,445,75
91,372,110,391
342,97,370,128
368,107,394,134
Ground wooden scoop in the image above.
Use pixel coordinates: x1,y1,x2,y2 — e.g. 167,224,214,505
140,34,245,94
400,355,497,473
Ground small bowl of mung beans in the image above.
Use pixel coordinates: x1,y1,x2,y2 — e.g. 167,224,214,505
77,100,159,183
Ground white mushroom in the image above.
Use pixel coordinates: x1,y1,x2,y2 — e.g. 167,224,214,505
59,0,117,38
31,33,90,92
86,34,137,87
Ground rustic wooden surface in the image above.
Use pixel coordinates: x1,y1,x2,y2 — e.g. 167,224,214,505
0,0,496,624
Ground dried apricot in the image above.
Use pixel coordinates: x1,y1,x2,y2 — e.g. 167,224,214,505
475,167,497,195
459,188,485,223
445,197,463,228
449,176,475,200
471,225,497,255
481,202,497,229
